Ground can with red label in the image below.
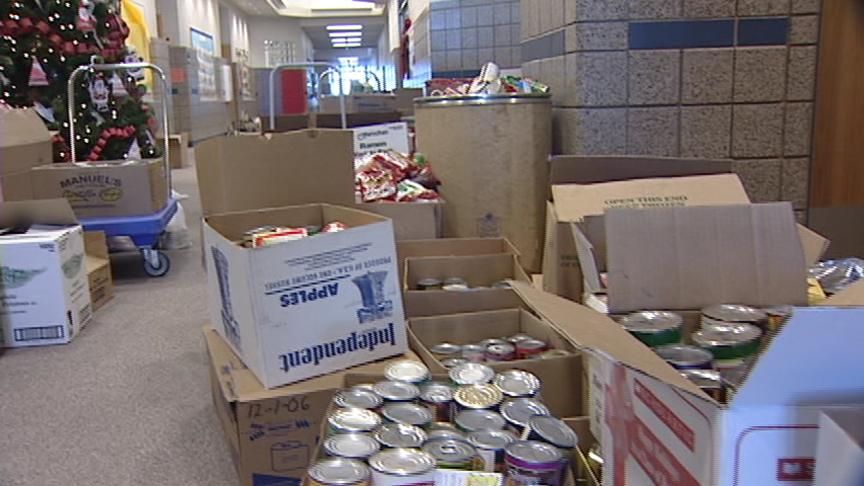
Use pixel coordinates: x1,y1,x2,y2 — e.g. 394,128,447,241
486,343,516,362
515,339,547,359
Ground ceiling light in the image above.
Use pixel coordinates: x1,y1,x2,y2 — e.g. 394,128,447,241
327,24,363,31
329,32,362,38
333,43,361,48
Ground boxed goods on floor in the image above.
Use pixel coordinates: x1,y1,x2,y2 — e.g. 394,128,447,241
0,107,53,202
83,231,113,312
203,203,408,388
814,407,864,485
204,328,419,486
29,158,169,218
320,94,398,114
167,132,190,169
0,200,92,347
396,237,520,276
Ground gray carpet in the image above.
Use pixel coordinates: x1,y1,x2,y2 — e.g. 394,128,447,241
0,164,239,486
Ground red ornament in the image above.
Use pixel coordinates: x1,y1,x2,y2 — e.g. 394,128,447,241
49,34,62,45
64,42,76,55
19,18,33,31
77,43,89,54
3,19,19,34
36,21,50,34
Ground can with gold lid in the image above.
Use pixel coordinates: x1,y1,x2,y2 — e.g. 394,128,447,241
454,384,504,411
308,458,370,486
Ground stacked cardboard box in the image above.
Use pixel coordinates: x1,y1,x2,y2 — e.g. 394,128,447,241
0,108,54,202
148,38,176,136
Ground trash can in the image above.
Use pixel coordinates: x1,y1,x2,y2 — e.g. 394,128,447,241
414,94,552,272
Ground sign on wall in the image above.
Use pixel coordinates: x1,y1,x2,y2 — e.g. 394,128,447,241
191,28,218,101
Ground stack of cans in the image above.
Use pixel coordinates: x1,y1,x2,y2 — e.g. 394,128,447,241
308,360,579,486
415,277,512,292
430,334,567,368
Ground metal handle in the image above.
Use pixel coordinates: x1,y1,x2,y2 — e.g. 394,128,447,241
67,62,172,204
364,70,382,92
269,62,346,131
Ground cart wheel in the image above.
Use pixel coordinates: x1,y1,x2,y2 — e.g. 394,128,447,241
142,250,170,277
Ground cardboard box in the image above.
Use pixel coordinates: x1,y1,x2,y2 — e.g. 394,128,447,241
195,130,356,217
84,231,113,312
0,200,92,347
168,132,191,169
319,94,397,114
543,156,829,304
268,113,405,133
359,201,443,241
396,237,520,268
203,203,408,388
204,327,418,486
814,408,864,486
393,88,424,115
0,108,54,202
30,158,169,218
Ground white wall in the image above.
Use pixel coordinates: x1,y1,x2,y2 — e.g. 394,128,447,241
247,17,314,67
156,0,222,49
220,3,250,61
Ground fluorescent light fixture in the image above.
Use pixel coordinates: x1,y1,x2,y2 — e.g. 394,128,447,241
334,43,362,48
327,24,363,31
329,32,362,38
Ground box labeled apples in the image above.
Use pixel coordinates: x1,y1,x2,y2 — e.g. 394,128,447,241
203,203,408,389
0,200,92,347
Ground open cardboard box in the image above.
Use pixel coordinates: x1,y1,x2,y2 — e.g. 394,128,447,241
0,108,53,202
813,407,864,486
542,156,829,304
83,230,113,312
396,237,520,281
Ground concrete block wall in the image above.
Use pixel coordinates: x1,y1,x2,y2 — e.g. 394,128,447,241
429,0,523,77
521,0,820,219
149,38,176,137
168,46,232,144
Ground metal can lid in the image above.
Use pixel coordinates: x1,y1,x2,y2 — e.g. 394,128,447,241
422,439,478,463
701,304,767,323
654,344,714,368
384,360,430,384
493,370,541,397
417,278,443,287
526,416,578,448
620,311,683,333
430,343,463,356
428,428,468,441
454,409,506,432
461,344,486,355
368,448,437,476
491,280,511,289
373,381,421,401
381,403,434,426
681,369,723,389
334,388,384,409
441,358,469,369
486,343,516,356
500,398,550,427
443,277,468,286
763,305,794,318
443,284,471,292
505,440,563,465
329,408,382,432
479,338,508,348
420,382,454,404
692,323,762,347
516,339,547,351
449,363,495,385
373,423,428,448
324,433,381,459
467,429,517,450
308,458,370,485
454,384,503,409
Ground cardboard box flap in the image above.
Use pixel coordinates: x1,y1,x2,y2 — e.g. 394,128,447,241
798,224,830,266
551,174,749,223
819,280,864,306
0,107,52,148
508,281,704,397
548,155,733,186
0,199,78,227
731,307,864,406
604,203,808,312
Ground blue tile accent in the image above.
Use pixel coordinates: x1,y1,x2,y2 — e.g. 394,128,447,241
629,20,735,49
738,18,789,46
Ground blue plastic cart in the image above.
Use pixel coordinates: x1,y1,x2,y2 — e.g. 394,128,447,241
67,62,177,277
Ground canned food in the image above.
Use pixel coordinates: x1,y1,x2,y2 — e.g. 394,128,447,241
385,360,430,384
619,311,683,347
506,334,534,345
468,429,518,473
455,409,507,432
329,408,382,434
444,277,469,287
701,304,768,331
420,382,455,423
373,423,429,448
381,403,434,427
523,416,578,449
368,448,437,486
450,363,495,385
334,388,384,410
681,369,725,402
500,398,551,430
441,358,470,369
428,428,468,441
443,284,471,292
479,338,508,348
373,381,421,402
454,385,504,411
324,433,381,459
430,343,463,358
515,339,548,360
351,384,377,392
486,343,517,362
308,458,370,486
461,344,487,363
654,344,714,370
422,438,483,470
504,440,564,486
691,323,762,369
533,349,571,360
417,278,443,291
493,370,541,398
763,305,794,332
491,280,511,289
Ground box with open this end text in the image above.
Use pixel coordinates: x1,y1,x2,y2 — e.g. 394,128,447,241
203,203,408,389
0,199,92,347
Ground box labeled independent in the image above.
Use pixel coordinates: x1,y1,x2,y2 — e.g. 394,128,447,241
203,203,408,389
0,200,92,347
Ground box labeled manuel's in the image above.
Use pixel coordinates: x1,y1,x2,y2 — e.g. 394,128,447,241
203,203,408,389
0,199,92,347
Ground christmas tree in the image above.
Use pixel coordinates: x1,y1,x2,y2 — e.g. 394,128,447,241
0,0,161,162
